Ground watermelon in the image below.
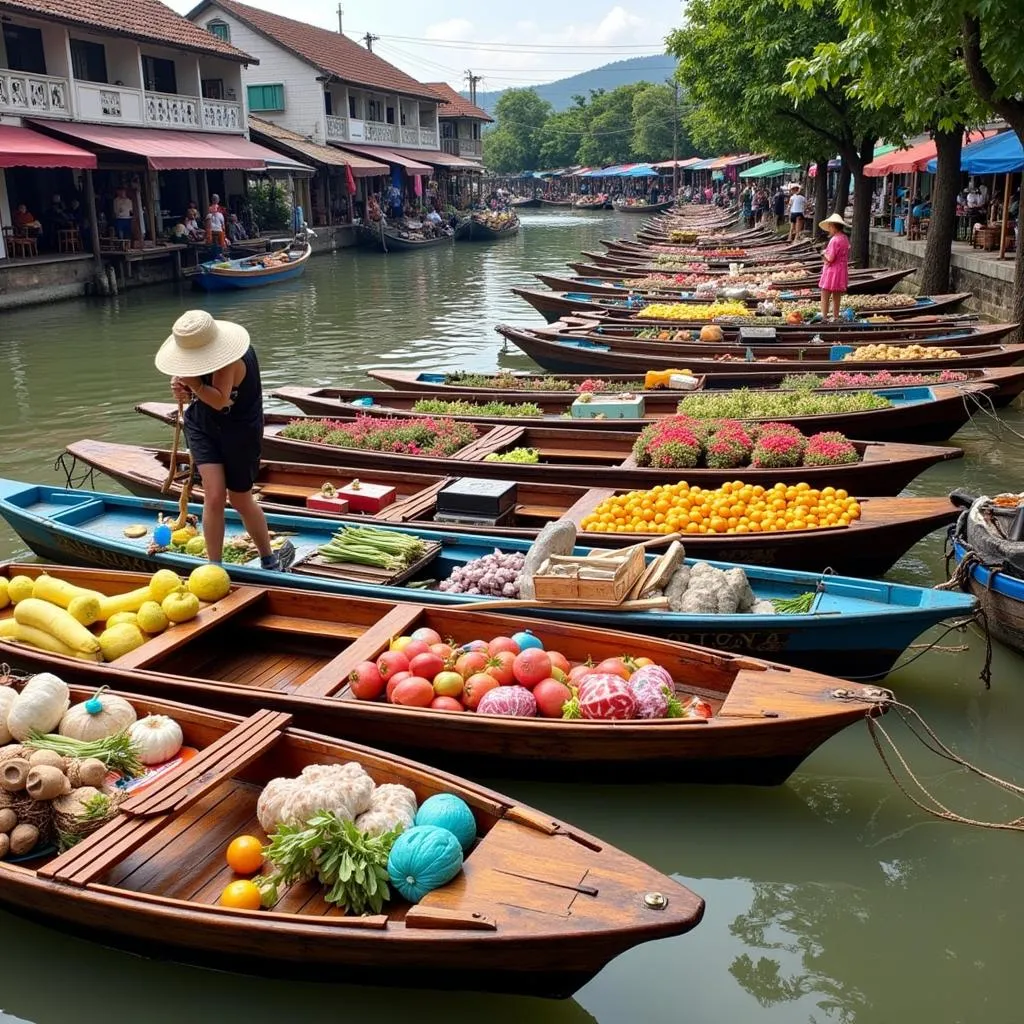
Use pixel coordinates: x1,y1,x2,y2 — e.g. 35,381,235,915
578,675,637,720
476,685,537,717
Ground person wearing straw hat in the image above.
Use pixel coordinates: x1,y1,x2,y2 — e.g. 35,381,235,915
155,310,294,571
817,213,851,320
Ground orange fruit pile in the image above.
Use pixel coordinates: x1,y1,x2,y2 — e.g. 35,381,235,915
580,481,861,535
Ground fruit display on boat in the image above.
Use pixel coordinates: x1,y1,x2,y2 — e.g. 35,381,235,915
843,343,962,362
638,301,750,321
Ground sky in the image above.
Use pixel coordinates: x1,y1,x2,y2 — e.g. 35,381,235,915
170,0,681,90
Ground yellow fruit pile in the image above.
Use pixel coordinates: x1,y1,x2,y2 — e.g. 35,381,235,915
0,564,232,662
580,480,862,535
637,301,748,321
843,343,961,362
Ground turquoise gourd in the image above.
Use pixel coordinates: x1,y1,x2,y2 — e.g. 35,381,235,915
387,825,463,902
414,793,477,852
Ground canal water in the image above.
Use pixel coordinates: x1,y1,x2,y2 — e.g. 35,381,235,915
0,210,1021,1024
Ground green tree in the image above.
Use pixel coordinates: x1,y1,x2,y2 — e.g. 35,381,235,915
577,85,645,167
482,88,552,172
630,83,696,163
536,96,589,168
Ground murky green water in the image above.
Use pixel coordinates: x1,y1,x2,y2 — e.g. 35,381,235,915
0,211,1021,1024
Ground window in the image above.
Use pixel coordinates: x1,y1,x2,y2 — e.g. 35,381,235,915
440,122,453,139
324,91,332,115
385,105,395,125
207,20,230,41
348,95,356,118
70,38,108,84
367,98,383,122
2,25,46,75
142,55,177,95
202,78,224,100
247,83,284,111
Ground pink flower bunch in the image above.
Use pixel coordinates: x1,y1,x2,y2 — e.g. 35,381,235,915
804,431,859,466
283,414,478,457
633,419,702,468
576,378,610,393
819,369,967,389
751,424,806,468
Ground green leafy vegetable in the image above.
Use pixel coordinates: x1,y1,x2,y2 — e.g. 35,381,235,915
27,729,144,778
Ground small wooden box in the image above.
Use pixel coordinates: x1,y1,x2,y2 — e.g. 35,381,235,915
337,482,396,513
305,494,350,514
571,394,646,419
531,544,645,605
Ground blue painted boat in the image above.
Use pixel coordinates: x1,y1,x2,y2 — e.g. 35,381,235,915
192,241,311,291
952,537,1024,655
0,479,975,679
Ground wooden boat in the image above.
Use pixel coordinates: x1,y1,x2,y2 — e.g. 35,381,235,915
467,213,520,240
510,195,540,208
358,222,454,253
0,563,893,785
574,197,610,210
0,676,704,993
274,381,993,444
580,248,822,270
0,484,976,678
513,288,973,323
498,324,1024,376
367,365,1024,407
613,200,675,214
192,241,310,291
136,402,965,494
65,439,961,576
535,268,916,296
538,198,575,207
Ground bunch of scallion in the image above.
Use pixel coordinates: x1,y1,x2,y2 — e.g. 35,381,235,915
318,526,426,570
771,592,816,615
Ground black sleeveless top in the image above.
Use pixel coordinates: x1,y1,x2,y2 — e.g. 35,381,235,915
184,345,262,434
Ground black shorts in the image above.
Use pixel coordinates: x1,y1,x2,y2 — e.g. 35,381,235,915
184,418,261,493
790,211,804,223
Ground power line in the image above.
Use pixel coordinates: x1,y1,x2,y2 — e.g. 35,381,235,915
363,32,379,53
346,31,664,53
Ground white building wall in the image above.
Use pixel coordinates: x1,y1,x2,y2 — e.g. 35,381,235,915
192,5,326,142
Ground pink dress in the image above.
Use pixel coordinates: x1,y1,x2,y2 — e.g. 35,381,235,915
818,232,850,291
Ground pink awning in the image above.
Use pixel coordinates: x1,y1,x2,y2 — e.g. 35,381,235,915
864,131,997,176
0,125,96,169
336,144,432,175
29,121,268,170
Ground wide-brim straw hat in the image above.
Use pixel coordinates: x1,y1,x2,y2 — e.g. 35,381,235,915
819,212,848,232
155,309,250,376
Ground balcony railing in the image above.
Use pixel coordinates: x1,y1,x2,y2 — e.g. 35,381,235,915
419,127,437,148
326,116,439,149
202,98,241,132
326,114,348,141
145,90,199,128
441,137,483,159
0,70,71,118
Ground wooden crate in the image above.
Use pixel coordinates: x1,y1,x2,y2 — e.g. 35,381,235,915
532,544,645,605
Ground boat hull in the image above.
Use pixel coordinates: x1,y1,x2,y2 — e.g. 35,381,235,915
192,245,311,291
953,539,1024,655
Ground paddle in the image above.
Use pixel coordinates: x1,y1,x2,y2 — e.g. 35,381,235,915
161,398,195,531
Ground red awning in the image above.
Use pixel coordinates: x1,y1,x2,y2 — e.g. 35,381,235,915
864,130,997,176
0,124,96,169
29,121,269,171
336,144,432,175
415,149,483,171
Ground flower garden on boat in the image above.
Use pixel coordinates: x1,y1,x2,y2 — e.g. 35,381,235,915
279,416,479,457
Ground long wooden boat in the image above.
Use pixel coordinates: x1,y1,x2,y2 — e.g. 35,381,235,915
951,539,1024,655
358,223,454,253
514,288,973,323
510,196,540,208
568,260,897,284
538,198,575,207
65,439,961,576
580,248,823,270
574,197,611,210
498,324,1024,376
192,242,310,291
613,200,675,214
367,365,1024,407
467,214,520,240
136,402,964,494
273,381,993,444
0,483,975,678
535,268,916,296
0,675,704,992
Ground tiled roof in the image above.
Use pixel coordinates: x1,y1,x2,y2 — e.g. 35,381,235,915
191,0,440,101
248,116,389,174
426,82,493,122
0,0,255,62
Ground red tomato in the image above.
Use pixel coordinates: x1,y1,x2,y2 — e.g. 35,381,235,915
512,648,552,690
433,670,465,698
484,651,515,686
455,651,488,679
487,636,520,657
411,626,442,646
463,673,500,710
348,661,385,701
533,678,573,718
391,676,434,707
376,650,410,680
568,664,594,686
431,642,455,662
594,657,631,681
430,695,464,712
409,651,445,681
385,670,412,702
547,651,571,675
400,639,432,662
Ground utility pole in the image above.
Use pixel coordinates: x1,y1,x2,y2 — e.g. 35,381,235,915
363,32,378,52
672,79,680,198
465,70,481,106
336,4,343,33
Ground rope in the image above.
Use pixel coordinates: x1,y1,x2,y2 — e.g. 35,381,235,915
53,452,95,491
831,689,1024,831
959,386,1024,443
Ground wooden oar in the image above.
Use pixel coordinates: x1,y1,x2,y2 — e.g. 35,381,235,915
161,399,195,531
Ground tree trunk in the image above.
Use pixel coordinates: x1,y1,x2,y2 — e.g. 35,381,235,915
849,165,871,269
919,128,963,295
813,158,829,241
833,165,851,218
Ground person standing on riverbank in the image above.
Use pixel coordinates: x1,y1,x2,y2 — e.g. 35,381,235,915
817,213,850,320
788,184,807,240
155,310,293,571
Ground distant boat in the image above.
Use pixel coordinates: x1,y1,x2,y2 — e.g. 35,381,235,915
192,240,311,291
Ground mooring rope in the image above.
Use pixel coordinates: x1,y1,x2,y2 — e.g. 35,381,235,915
53,452,95,491
959,386,1024,443
832,688,1024,831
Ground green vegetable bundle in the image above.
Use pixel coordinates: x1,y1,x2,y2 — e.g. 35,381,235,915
411,398,544,418
677,387,891,420
318,525,426,569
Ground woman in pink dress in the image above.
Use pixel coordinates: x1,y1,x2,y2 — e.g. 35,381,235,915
818,213,851,319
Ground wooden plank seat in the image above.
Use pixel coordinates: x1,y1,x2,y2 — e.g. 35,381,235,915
248,613,365,640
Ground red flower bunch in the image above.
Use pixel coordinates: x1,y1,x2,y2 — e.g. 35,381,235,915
751,423,806,468
633,418,702,468
282,414,478,457
804,431,859,466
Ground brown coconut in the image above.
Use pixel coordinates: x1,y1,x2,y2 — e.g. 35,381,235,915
26,765,71,801
1,758,29,792
65,758,107,789
12,793,52,844
9,823,39,856
27,749,66,771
